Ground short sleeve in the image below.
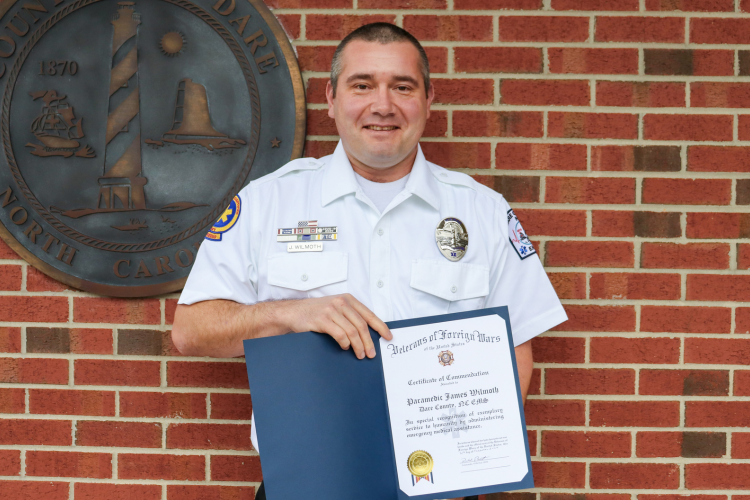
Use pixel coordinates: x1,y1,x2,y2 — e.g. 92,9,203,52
178,187,258,306
484,197,567,346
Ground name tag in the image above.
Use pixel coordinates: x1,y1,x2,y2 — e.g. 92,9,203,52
288,242,323,253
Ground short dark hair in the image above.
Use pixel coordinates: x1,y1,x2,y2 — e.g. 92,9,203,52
330,23,431,97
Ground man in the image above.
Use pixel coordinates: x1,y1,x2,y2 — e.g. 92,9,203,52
172,23,567,500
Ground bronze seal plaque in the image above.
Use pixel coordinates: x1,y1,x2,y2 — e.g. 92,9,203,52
0,0,305,296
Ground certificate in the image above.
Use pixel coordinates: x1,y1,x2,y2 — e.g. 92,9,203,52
381,313,530,496
244,307,533,500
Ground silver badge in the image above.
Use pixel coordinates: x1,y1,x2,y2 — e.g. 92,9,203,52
436,217,468,262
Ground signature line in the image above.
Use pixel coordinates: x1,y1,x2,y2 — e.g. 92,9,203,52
461,466,510,473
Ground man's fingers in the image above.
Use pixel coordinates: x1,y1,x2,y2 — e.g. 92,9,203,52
326,322,351,351
349,298,392,341
341,306,376,359
332,313,366,359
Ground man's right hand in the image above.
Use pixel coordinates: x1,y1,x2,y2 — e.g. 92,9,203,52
283,294,392,359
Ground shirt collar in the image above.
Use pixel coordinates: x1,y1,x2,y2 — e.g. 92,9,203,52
321,140,440,211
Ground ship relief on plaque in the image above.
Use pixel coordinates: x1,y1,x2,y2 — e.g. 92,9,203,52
0,0,305,296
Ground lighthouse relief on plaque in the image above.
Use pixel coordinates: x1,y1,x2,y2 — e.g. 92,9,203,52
0,0,305,296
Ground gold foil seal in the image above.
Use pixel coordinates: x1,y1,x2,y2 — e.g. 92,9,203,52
407,450,434,477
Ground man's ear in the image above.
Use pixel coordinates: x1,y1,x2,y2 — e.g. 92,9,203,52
425,82,435,119
326,80,335,119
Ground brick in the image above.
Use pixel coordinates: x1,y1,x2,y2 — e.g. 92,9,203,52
741,51,750,75
596,16,684,42
0,265,21,290
687,213,750,239
688,275,750,302
0,358,68,384
423,111,448,137
548,272,586,299
597,81,685,107
0,296,68,322
118,329,179,356
591,211,633,237
532,336,585,363
27,451,111,478
403,15,491,41
645,49,734,76
166,486,255,500
546,177,635,204
499,16,589,42
454,47,542,74
75,360,160,387
168,361,248,389
358,0,445,6
646,0,734,10
644,114,733,141
686,464,750,489
496,143,586,171
211,455,263,482
552,305,635,331
546,368,635,395
25,267,70,291
75,484,161,500
542,431,631,457
432,78,494,104
426,48,451,73
734,433,750,457
296,45,336,72
641,306,731,333
682,432,727,457
514,209,586,236
165,299,177,325
532,461,585,488
121,392,206,419
594,146,681,173
0,450,20,475
644,178,732,205
0,481,68,500
590,401,680,427
591,463,679,489
26,327,70,353
686,338,750,365
686,402,750,427
529,368,541,395
548,113,638,139
210,393,253,420
119,453,204,481
0,388,25,413
455,0,540,7
524,399,586,426
421,142,491,169
742,245,750,270
739,115,750,141
549,48,638,74
478,175,540,202
739,308,750,333
642,243,729,270
637,431,683,457
73,297,160,324
76,421,161,448
305,77,326,104
591,337,680,364
545,241,634,268
691,18,750,44
304,140,338,159
305,15,395,40
0,327,20,353
29,389,115,416
28,327,112,355
0,240,19,259
275,14,300,39
736,371,750,395
0,419,71,445
640,369,729,396
692,82,750,108
265,0,351,7
168,424,253,450
553,0,638,9
454,111,543,138
689,147,750,173
591,273,681,301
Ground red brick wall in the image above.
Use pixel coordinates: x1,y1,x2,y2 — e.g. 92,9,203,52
2,0,750,498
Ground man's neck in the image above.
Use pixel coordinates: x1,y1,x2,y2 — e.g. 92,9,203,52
345,146,418,183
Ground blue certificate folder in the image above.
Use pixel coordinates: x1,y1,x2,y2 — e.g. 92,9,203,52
243,307,534,500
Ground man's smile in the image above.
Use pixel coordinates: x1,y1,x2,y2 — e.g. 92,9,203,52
364,125,399,131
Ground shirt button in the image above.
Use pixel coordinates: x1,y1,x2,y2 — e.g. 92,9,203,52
378,228,384,236
301,274,308,281
451,285,457,293
377,280,384,288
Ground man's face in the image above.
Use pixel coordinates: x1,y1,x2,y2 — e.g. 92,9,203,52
327,40,434,170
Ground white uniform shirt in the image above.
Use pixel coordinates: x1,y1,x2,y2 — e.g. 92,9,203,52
179,141,568,452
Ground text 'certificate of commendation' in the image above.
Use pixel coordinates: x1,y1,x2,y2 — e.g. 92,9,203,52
380,313,529,497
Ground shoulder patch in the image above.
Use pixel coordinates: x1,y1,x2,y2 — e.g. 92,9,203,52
507,209,536,260
206,195,241,242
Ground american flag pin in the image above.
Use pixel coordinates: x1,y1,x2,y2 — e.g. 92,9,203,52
298,220,318,228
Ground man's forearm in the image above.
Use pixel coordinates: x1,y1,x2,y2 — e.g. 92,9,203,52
514,340,533,404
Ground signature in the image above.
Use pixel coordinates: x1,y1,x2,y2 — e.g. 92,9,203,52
461,456,490,465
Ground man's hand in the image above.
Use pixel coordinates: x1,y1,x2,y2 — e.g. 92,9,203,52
285,294,392,359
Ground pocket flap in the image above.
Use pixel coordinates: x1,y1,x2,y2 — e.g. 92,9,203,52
410,260,489,301
268,252,348,291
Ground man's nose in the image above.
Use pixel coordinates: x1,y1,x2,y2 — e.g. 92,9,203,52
370,85,395,115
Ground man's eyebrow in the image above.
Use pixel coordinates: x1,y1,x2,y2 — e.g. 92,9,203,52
392,75,420,86
345,73,374,83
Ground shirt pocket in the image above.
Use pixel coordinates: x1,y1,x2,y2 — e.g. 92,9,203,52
267,252,348,300
409,259,489,317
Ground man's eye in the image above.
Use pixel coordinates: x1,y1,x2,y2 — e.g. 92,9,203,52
355,84,368,90
396,86,410,91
